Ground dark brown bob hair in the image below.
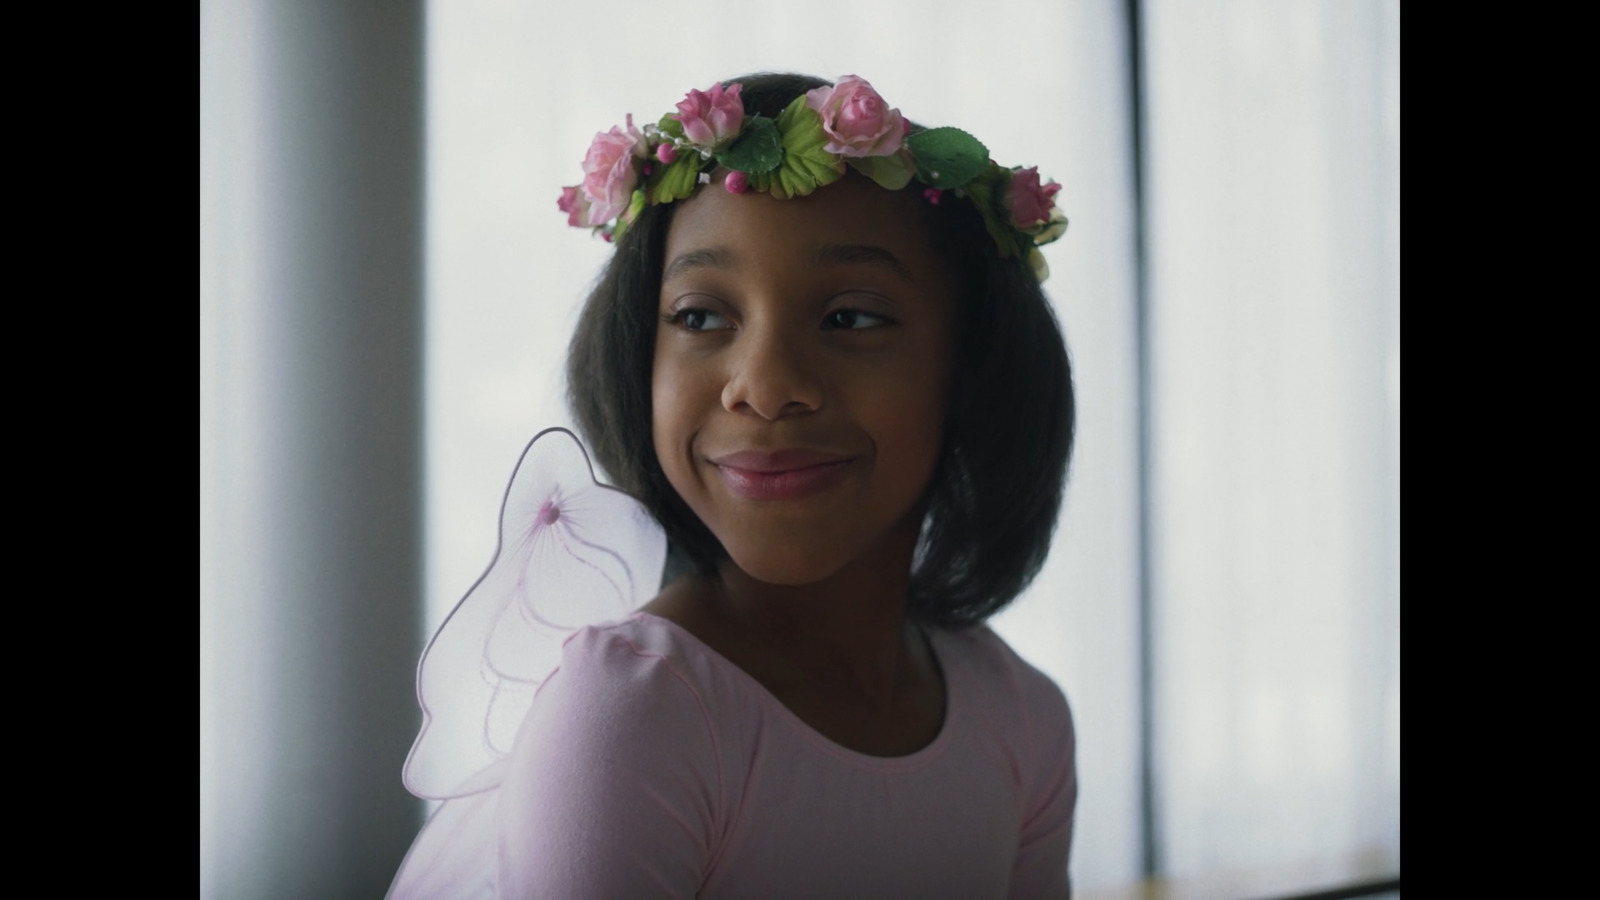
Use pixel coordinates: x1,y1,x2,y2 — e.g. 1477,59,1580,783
568,73,1074,627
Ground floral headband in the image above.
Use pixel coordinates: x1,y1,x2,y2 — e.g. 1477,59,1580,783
558,75,1067,282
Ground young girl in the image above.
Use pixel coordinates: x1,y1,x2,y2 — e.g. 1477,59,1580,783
392,72,1077,897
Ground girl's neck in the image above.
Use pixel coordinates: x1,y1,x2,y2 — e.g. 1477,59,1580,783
647,523,929,709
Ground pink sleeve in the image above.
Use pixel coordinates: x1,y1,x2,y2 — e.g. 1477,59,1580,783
496,627,723,897
1008,669,1077,898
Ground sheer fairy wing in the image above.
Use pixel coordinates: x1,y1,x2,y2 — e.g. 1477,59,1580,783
402,427,667,800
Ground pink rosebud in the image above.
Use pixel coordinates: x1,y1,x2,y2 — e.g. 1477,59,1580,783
804,75,906,158
579,114,649,223
724,171,748,194
672,83,745,149
557,184,595,227
656,143,678,164
1005,167,1062,229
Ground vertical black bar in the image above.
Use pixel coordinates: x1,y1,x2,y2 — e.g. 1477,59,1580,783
1124,0,1160,882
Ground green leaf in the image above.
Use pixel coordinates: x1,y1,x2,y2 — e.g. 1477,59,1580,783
1033,207,1069,246
655,115,686,141
1027,246,1050,283
715,116,782,174
645,152,705,205
963,171,1024,259
748,96,844,199
847,152,916,191
907,127,990,189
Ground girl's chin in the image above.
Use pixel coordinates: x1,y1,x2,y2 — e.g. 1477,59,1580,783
721,558,846,589
712,520,922,591
716,540,859,589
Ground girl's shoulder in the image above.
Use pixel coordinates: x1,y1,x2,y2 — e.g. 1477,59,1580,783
539,611,756,736
934,623,1074,747
560,609,698,662
499,613,730,896
937,623,1065,695
544,611,723,708
508,613,729,810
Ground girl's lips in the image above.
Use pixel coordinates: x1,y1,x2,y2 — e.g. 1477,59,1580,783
709,450,855,501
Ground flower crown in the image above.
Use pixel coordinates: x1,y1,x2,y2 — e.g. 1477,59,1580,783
558,76,1068,282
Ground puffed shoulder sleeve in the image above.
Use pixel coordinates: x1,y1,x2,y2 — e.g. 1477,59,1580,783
1008,666,1077,898
497,625,723,897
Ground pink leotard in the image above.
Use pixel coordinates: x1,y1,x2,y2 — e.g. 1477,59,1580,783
495,612,1076,897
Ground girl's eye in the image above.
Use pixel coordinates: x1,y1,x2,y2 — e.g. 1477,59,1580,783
670,308,732,332
824,309,892,330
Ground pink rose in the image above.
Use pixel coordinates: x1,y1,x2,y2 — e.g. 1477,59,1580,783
672,83,745,149
1005,167,1062,229
580,114,648,223
557,184,596,227
804,75,906,158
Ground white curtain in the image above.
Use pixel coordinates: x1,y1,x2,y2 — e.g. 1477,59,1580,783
1144,0,1400,877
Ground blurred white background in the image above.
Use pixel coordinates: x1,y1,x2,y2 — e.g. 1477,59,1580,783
201,1,1398,896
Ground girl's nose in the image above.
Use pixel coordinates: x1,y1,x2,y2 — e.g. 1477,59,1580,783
720,324,823,420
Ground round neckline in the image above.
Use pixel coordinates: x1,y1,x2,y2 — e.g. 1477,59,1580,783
628,611,959,771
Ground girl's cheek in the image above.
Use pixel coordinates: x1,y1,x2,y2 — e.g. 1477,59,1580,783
651,353,702,486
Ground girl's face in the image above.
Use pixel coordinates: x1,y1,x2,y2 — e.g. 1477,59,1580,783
652,173,956,586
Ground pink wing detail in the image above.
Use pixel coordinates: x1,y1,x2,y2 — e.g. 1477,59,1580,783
401,427,666,801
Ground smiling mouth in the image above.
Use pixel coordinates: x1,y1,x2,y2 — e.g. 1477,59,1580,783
709,450,854,501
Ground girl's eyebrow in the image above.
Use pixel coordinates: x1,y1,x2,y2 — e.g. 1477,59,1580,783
812,243,913,282
662,247,733,283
